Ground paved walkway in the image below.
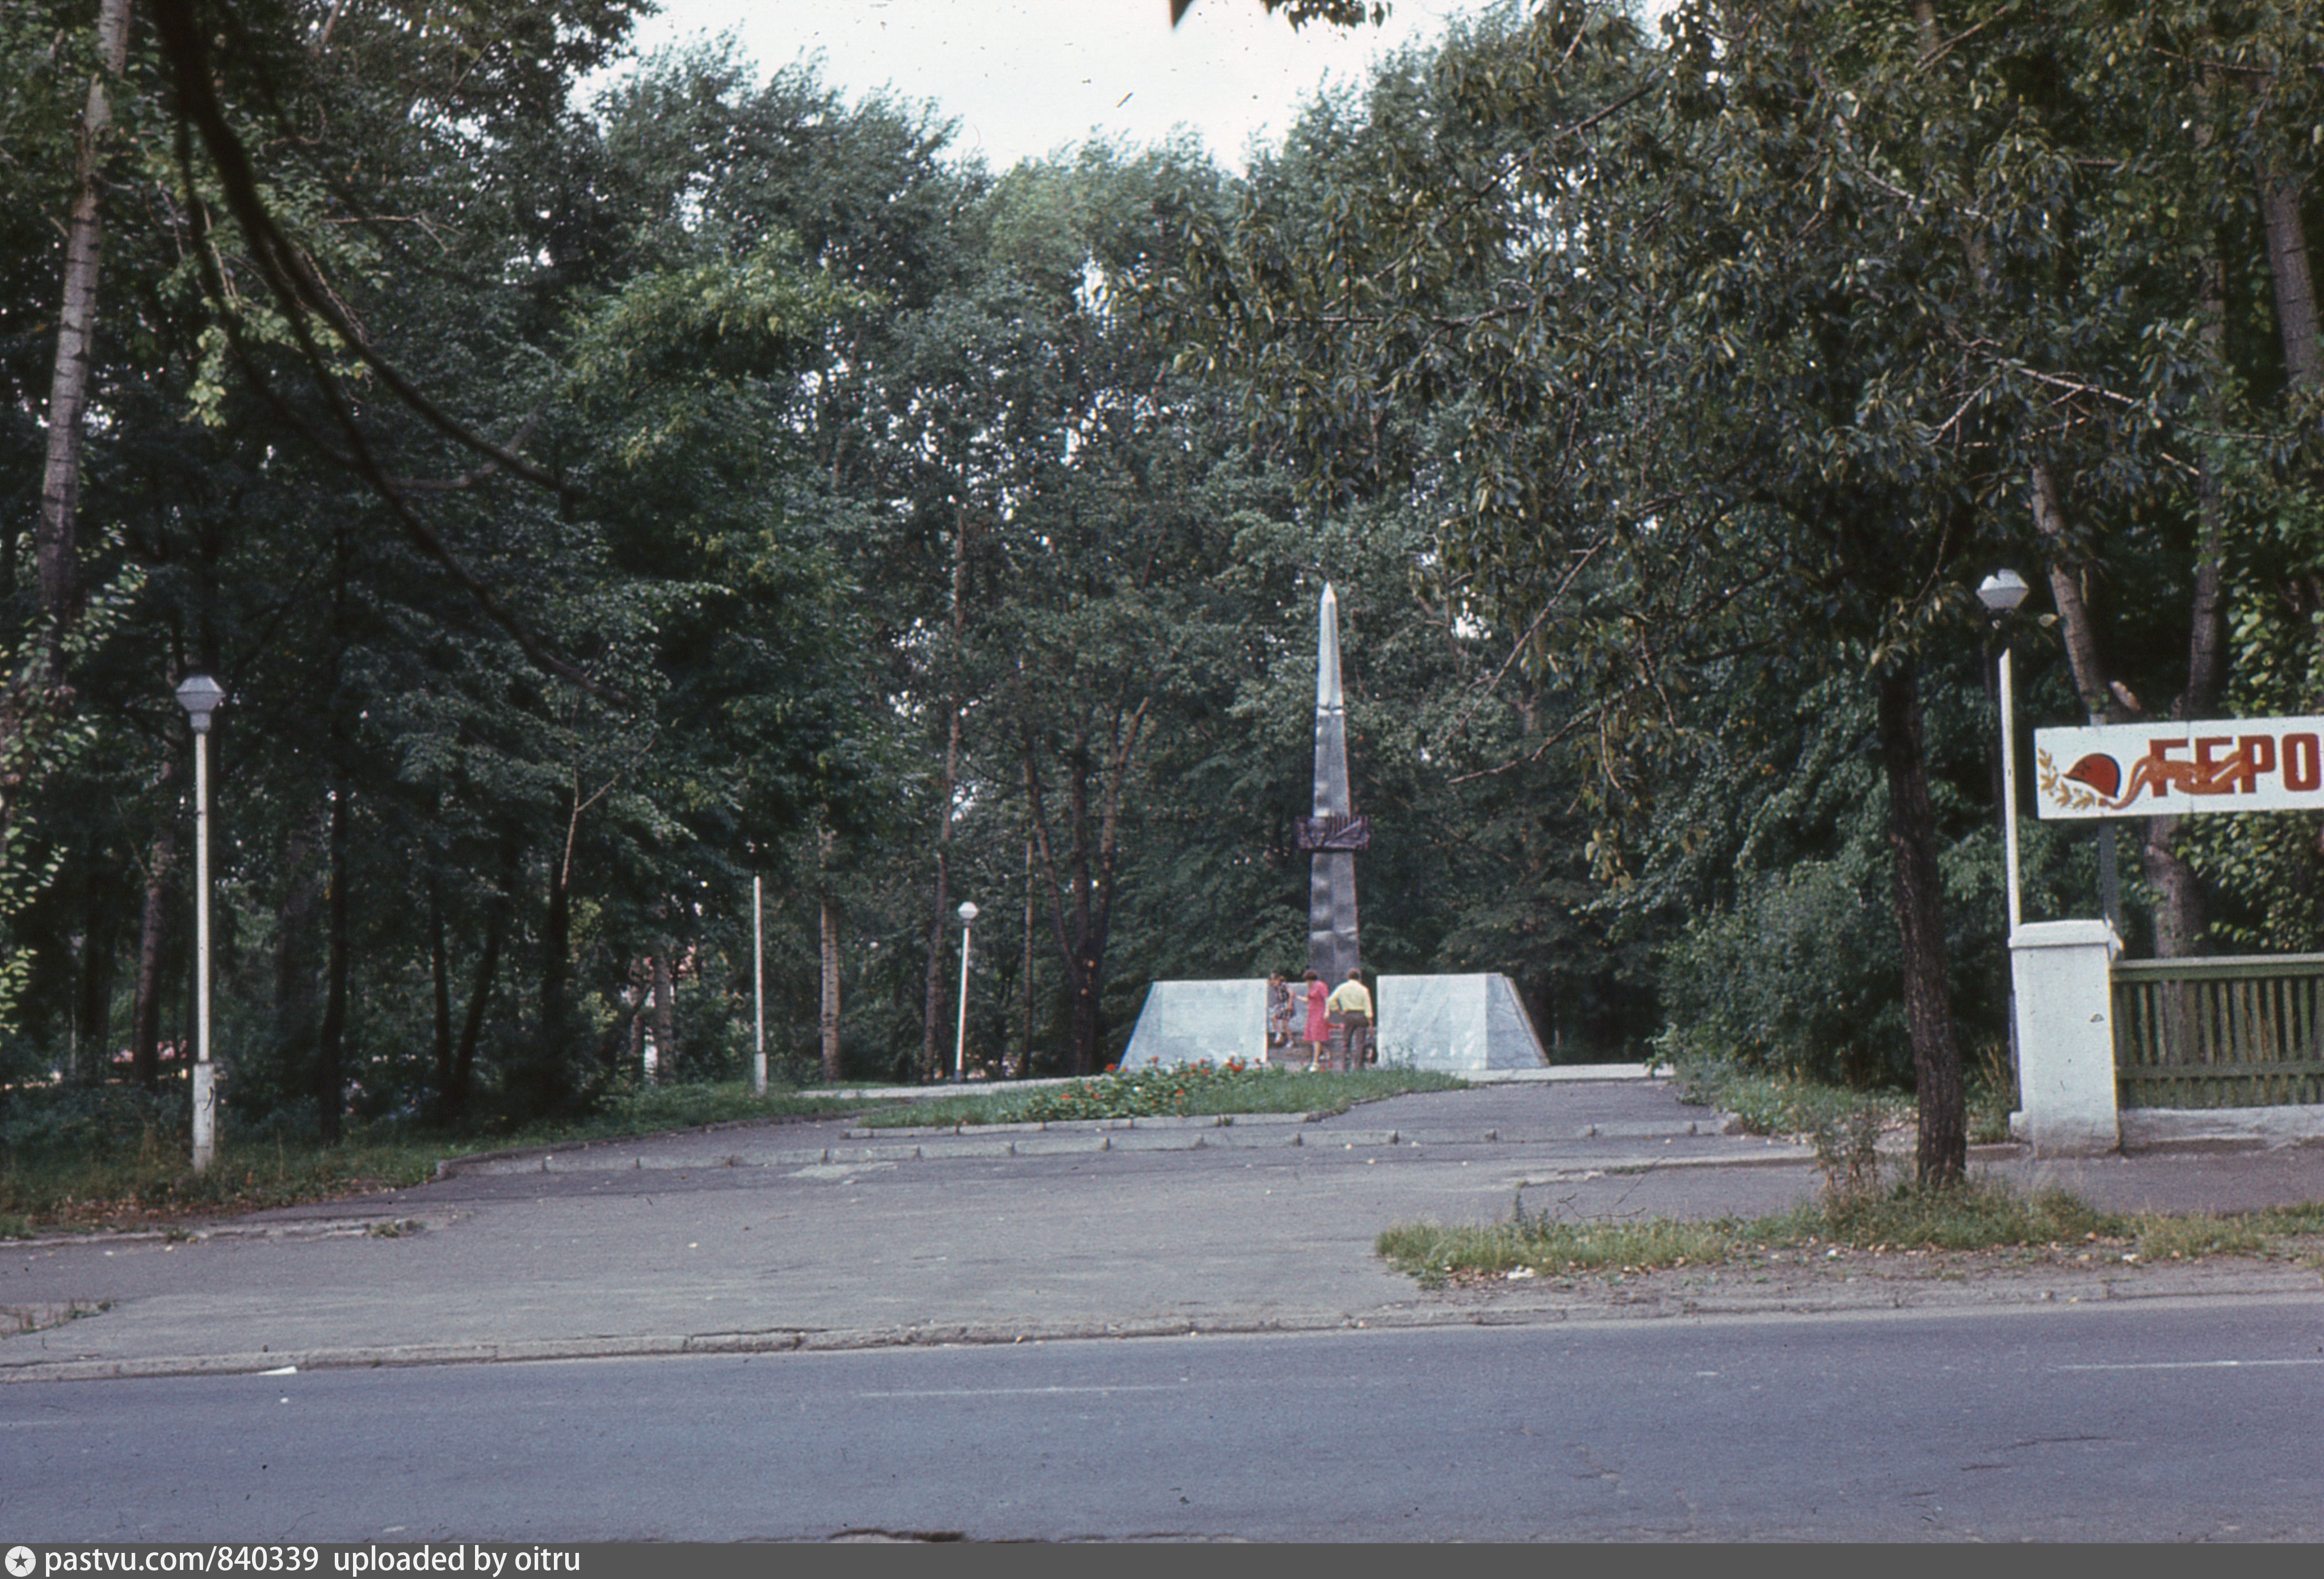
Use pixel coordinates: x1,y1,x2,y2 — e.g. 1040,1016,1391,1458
3,1080,2320,1383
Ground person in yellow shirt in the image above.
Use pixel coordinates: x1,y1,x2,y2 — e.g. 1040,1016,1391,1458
1325,969,1372,1070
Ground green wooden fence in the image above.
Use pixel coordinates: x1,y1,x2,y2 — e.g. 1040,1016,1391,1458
2112,953,2324,1109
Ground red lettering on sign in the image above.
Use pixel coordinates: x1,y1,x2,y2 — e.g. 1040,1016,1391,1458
2288,734,2322,793
2236,734,2277,793
2191,737,2237,794
2138,739,2186,799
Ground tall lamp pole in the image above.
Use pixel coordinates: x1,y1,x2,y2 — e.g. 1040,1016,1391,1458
752,873,766,1096
174,674,225,1173
953,901,978,1083
1977,570,2031,934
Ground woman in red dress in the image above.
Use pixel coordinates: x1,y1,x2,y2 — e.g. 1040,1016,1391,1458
1302,970,1330,1071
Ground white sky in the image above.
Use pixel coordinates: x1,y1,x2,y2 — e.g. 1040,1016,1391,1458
627,0,1514,171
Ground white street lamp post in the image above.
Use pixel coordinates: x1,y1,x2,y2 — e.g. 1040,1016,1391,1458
1977,570,2031,936
752,874,767,1096
175,673,225,1174
953,901,978,1083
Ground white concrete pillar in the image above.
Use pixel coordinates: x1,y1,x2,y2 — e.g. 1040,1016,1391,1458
2009,919,2121,1156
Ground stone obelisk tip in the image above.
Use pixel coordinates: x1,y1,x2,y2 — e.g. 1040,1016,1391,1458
1316,583,1342,713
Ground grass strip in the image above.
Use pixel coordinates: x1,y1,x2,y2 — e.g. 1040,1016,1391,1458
1378,1179,2324,1287
856,1062,1466,1129
0,1083,884,1237
1668,1059,2018,1147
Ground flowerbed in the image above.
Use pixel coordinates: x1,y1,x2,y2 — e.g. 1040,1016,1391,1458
858,1060,1464,1129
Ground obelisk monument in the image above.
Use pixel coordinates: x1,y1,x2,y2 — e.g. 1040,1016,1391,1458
1301,584,1367,983
1119,580,1547,1071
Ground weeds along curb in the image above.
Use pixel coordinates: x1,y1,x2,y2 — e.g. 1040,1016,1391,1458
1382,1178,2324,1287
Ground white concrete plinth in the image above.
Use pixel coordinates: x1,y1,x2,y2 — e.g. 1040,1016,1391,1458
1120,980,1266,1068
2120,1103,2324,1151
1376,974,1548,1072
2010,919,2121,1156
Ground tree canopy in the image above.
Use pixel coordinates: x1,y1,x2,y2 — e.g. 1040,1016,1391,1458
7,1,2322,1183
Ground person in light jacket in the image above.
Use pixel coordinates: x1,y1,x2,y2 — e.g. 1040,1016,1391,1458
1326,969,1373,1069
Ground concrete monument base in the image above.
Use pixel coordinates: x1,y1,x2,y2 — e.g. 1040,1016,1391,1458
1376,974,1548,1072
1120,973,1548,1072
1119,980,1268,1068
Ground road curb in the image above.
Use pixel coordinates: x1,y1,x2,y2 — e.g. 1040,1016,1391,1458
10,1267,2319,1385
434,1120,1787,1177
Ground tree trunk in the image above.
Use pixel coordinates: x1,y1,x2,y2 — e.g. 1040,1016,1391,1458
36,0,136,630
316,515,355,1143
2029,464,2112,722
74,878,116,1084
316,780,350,1144
2186,241,2230,718
539,811,577,1081
1066,725,1098,1072
1876,660,1966,1186
429,885,452,1108
921,510,973,1080
1024,702,1147,1076
1020,833,1035,1077
820,894,842,1084
128,764,179,1090
2259,174,2321,395
2035,457,2216,955
0,0,132,993
270,806,324,1094
2138,241,2235,961
444,835,515,1123
2252,149,2324,867
626,957,646,1071
447,908,502,1126
650,946,675,1080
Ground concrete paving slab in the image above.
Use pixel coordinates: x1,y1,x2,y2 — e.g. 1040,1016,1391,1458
3,1078,2320,1384
1104,1131,1204,1152
1008,1135,1110,1157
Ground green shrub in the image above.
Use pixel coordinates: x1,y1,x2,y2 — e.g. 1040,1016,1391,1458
1667,1056,1913,1138
1660,858,1909,1087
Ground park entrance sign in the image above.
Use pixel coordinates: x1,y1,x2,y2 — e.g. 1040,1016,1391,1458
2033,717,2324,819
2016,711,2324,1158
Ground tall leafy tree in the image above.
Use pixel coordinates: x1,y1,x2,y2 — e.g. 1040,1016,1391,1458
1168,0,2258,1178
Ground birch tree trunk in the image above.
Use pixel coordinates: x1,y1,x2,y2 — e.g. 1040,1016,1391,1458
36,0,135,629
3,0,136,926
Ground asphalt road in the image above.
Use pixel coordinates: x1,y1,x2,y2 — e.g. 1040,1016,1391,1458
8,1297,2321,1542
